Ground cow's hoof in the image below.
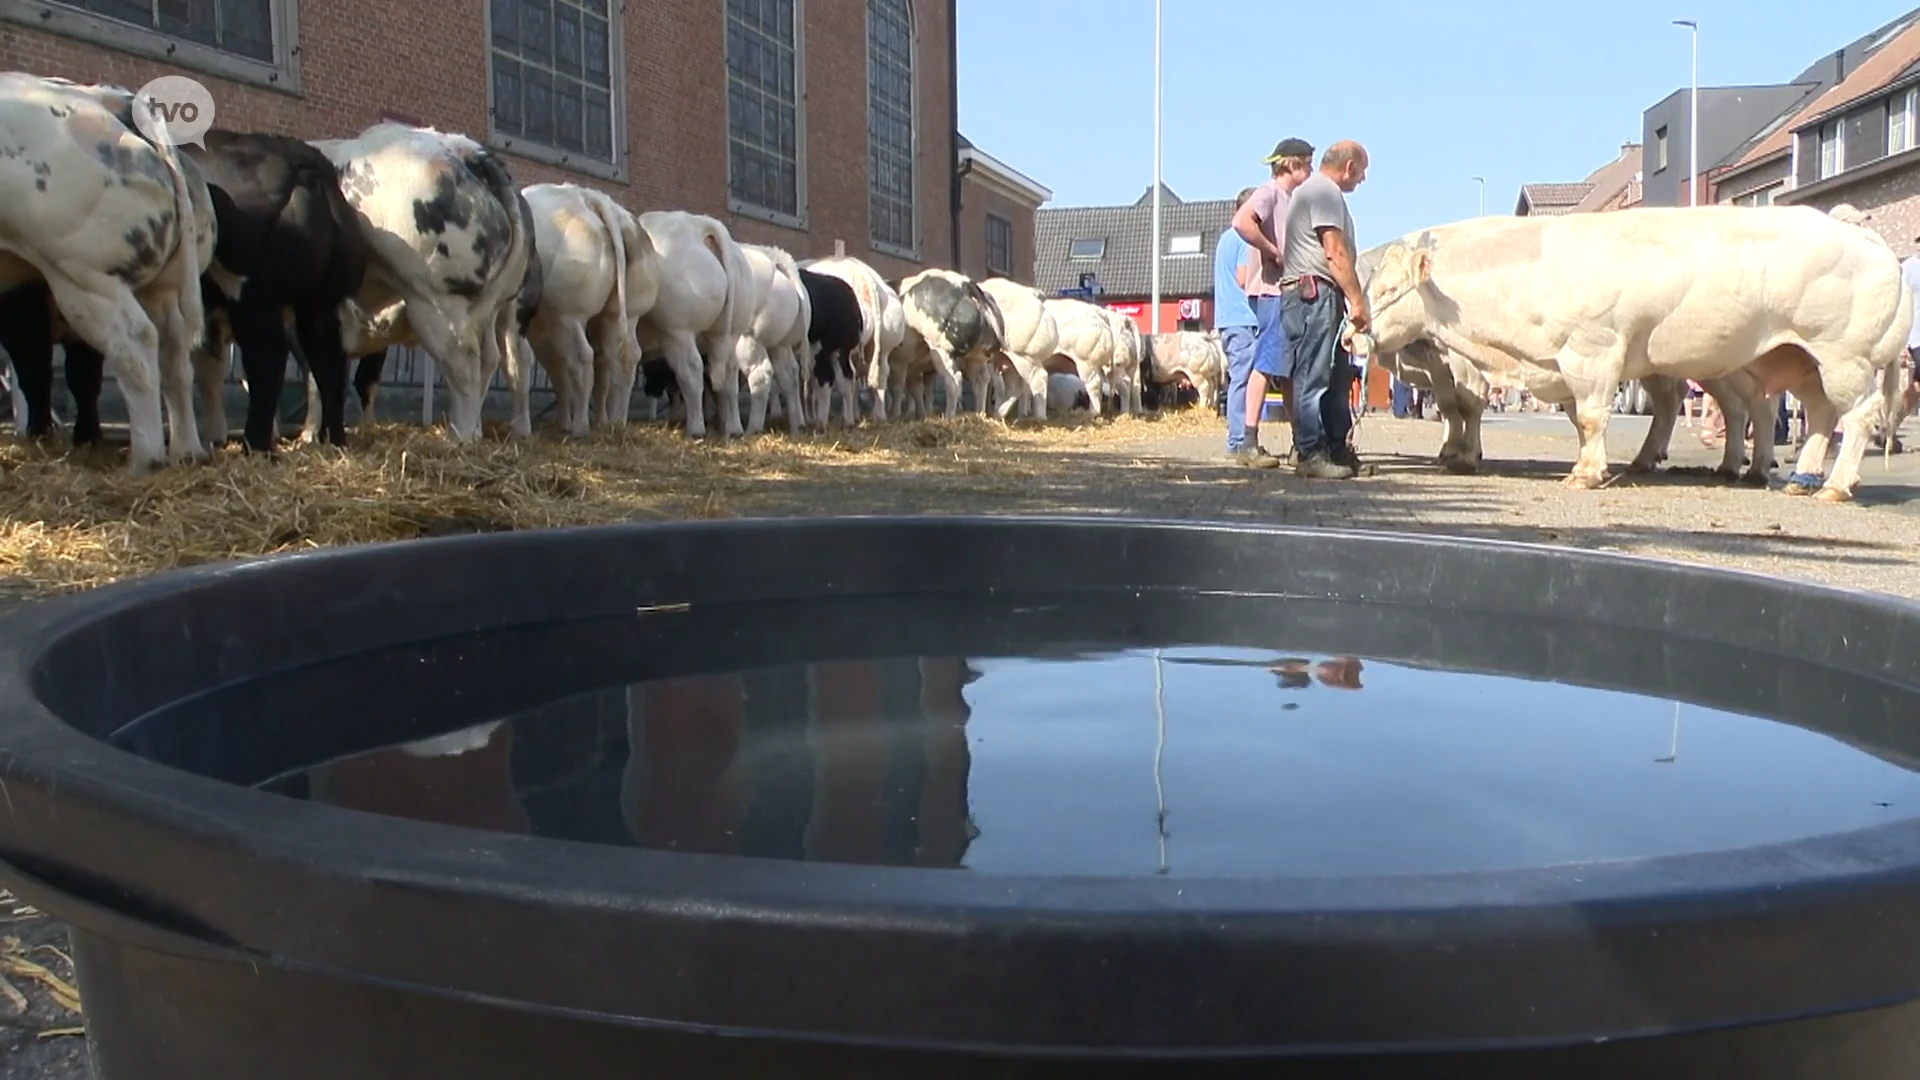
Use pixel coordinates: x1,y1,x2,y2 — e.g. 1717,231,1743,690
1713,468,1741,484
1781,483,1814,497
1442,458,1478,476
1624,460,1657,475
1739,471,1770,488
1561,472,1604,490
1812,485,1854,504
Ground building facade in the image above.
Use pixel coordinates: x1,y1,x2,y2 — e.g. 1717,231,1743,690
0,0,961,279
1637,8,1920,210
1713,17,1920,255
1033,184,1234,333
955,133,1050,286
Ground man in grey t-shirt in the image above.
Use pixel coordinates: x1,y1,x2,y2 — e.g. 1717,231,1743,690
1279,141,1370,479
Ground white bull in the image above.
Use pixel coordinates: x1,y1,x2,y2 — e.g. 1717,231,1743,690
1042,297,1117,416
1365,207,1912,500
519,182,654,438
740,243,809,435
1144,331,1225,413
314,122,530,443
0,74,212,471
974,278,1057,420
631,210,755,438
1099,310,1145,414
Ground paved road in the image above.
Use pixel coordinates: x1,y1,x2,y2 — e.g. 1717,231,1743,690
1089,409,1920,600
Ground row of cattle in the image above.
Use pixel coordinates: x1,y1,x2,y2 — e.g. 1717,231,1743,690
1358,203,1915,503
0,71,1224,476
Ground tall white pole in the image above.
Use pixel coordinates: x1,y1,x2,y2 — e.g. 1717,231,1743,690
1150,0,1163,336
1676,19,1699,207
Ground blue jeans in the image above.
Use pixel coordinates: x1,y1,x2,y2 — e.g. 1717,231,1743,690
1253,295,1290,378
1391,378,1413,418
1219,325,1258,451
1281,284,1355,459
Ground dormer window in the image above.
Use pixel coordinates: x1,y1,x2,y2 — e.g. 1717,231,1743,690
1068,238,1105,260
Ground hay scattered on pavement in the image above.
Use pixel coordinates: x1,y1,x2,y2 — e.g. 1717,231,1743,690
0,408,1221,595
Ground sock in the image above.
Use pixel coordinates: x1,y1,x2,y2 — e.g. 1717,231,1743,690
1245,422,1260,447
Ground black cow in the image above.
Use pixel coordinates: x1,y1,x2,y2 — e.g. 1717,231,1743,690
798,267,863,390
180,130,373,452
0,283,106,446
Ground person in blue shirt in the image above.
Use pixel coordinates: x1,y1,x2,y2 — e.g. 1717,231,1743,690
1213,186,1263,460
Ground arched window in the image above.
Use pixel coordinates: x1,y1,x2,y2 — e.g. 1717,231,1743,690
868,0,916,254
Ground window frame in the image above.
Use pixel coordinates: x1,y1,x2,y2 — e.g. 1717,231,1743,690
1819,118,1845,179
0,0,302,93
866,0,917,259
984,212,1012,276
724,0,807,229
1166,233,1202,256
1654,125,1669,171
1068,237,1105,260
484,0,628,183
1891,86,1918,156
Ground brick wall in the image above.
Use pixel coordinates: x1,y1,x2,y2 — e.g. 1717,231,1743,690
1788,163,1920,256
0,0,955,277
955,173,1036,284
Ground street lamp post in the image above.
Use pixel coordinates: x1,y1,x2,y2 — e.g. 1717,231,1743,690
1150,0,1164,336
1675,19,1699,207
1471,175,1486,217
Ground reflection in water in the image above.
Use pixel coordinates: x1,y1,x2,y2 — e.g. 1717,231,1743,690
255,645,1920,879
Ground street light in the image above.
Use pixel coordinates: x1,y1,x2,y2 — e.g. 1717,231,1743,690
1674,19,1698,207
1150,0,1164,336
1471,175,1486,217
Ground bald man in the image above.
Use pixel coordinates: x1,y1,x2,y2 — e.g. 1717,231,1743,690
1279,140,1370,480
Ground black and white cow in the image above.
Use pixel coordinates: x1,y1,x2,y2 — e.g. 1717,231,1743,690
797,266,864,419
0,74,214,470
307,123,531,442
890,268,1003,418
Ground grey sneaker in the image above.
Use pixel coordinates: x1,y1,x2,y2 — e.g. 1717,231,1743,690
1295,452,1356,480
1232,444,1281,469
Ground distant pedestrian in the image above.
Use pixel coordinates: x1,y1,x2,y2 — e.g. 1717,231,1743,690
1212,186,1262,458
1229,136,1315,468
1279,140,1370,479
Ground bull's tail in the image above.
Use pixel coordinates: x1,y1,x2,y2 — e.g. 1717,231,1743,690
580,189,630,331
766,245,809,343
126,106,207,351
697,217,752,339
963,278,1005,351
1885,274,1915,470
462,147,529,335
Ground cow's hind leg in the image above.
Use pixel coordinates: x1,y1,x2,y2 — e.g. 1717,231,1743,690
294,301,352,447
49,275,168,472
1813,363,1887,503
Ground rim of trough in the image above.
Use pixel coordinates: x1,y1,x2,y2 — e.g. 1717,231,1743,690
1,513,1918,1058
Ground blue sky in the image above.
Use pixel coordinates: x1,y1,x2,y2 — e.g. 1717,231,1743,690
956,1,1910,245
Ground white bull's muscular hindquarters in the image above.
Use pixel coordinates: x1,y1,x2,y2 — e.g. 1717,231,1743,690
313,122,530,442
632,210,755,438
0,74,212,472
1365,207,1913,499
1041,297,1117,417
974,277,1057,420
893,269,1003,417
1144,331,1225,413
514,183,652,437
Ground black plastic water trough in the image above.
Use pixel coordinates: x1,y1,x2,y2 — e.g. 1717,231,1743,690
2,516,1920,1079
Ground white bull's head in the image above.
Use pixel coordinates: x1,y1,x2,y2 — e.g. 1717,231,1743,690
1363,233,1436,354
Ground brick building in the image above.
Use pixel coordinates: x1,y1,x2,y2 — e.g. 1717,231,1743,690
954,133,1049,285
0,0,969,280
1712,15,1920,256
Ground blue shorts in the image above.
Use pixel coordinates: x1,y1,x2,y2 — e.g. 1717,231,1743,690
1253,294,1290,379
